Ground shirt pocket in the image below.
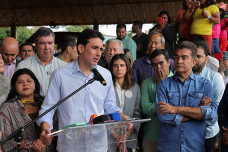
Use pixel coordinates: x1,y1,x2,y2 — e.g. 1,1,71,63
188,92,203,107
167,92,180,106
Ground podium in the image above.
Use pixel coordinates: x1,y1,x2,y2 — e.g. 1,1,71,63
50,119,150,152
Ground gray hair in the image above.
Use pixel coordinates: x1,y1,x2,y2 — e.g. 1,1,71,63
148,31,165,45
34,27,55,44
105,39,124,52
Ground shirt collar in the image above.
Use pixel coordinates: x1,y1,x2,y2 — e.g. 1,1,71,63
142,56,151,64
189,72,196,80
123,35,128,40
117,35,129,41
72,59,96,79
35,53,53,66
13,59,16,64
198,65,207,76
115,83,122,89
174,71,196,81
4,59,16,66
73,59,80,74
168,71,174,77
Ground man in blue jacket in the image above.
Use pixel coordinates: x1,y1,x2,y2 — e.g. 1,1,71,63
156,41,217,152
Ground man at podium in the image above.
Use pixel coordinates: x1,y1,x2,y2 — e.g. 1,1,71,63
37,28,131,152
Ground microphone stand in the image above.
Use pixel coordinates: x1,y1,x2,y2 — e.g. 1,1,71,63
0,78,96,148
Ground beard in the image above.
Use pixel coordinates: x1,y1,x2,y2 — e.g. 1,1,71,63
192,62,205,73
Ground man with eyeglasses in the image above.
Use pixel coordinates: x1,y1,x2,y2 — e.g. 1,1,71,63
156,41,217,152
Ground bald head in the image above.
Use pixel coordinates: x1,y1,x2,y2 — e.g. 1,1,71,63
1,37,19,65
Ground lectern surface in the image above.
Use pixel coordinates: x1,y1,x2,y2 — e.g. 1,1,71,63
50,119,150,152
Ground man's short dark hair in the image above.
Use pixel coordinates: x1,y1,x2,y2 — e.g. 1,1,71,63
191,37,210,57
175,41,197,60
77,28,104,47
116,24,126,30
61,34,77,53
149,49,169,62
34,27,55,44
19,42,35,53
133,20,143,29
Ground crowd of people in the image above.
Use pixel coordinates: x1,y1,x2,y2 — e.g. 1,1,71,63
0,0,228,152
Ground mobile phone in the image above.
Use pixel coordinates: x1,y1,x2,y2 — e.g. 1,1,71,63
222,51,228,61
158,17,163,24
191,1,200,8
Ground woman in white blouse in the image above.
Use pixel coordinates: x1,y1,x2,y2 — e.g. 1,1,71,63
109,54,141,152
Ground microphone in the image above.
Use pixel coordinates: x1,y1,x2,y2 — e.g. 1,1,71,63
90,65,107,86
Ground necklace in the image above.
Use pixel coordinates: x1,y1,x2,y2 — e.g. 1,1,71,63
21,99,34,104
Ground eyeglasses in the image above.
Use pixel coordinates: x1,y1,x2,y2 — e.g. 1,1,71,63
173,55,189,60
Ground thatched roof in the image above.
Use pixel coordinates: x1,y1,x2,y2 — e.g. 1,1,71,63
0,0,227,27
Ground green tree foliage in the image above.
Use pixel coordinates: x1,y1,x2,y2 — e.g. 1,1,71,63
16,26,33,43
66,25,93,32
0,27,11,42
127,30,133,37
0,26,34,43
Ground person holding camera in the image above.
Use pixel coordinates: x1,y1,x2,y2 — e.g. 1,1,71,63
149,11,177,59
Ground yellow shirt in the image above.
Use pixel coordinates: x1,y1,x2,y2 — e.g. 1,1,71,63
190,5,219,35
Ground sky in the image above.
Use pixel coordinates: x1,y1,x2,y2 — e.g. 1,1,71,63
50,23,153,36
99,24,153,36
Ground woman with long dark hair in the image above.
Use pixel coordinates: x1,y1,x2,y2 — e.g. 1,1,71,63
109,54,141,152
0,68,45,151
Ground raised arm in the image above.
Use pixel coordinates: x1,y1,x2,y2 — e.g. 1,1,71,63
184,1,194,21
201,9,220,24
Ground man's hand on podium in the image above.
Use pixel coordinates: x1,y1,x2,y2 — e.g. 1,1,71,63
116,126,134,148
116,111,133,130
118,143,128,152
40,121,53,145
